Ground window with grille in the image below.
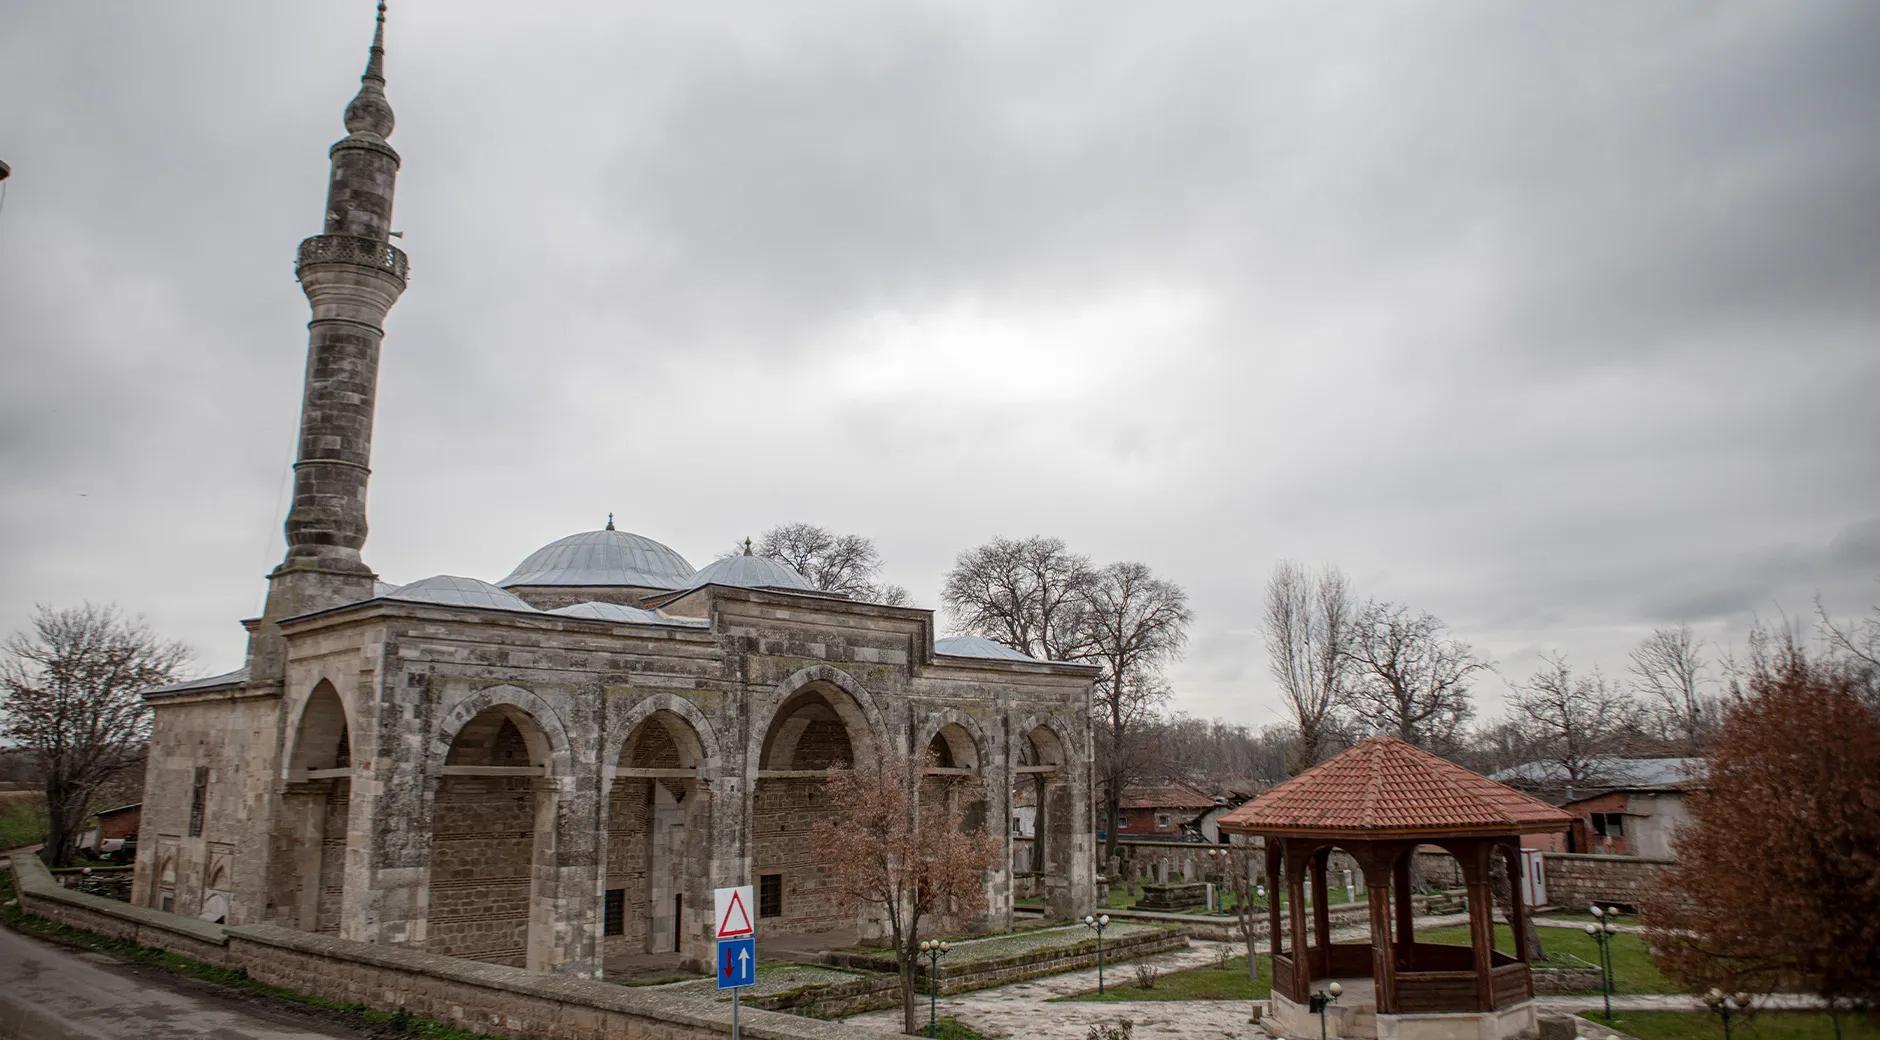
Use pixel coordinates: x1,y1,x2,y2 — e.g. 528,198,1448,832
187,767,208,837
759,873,783,919
604,889,625,936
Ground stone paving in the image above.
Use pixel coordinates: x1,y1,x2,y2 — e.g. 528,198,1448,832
846,914,1478,1039
848,939,1252,1039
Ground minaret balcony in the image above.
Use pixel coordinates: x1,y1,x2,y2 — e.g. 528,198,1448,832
296,234,408,285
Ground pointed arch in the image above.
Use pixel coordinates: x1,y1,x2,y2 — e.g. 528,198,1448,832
429,683,573,778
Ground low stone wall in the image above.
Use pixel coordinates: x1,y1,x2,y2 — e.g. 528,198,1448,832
1532,966,1603,995
11,853,233,967
7,854,894,1040
1541,853,1671,911
1413,848,1672,913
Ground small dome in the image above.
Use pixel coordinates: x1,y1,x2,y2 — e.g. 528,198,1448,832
935,635,1039,662
388,575,536,612
547,601,705,627
500,527,696,590
682,550,813,593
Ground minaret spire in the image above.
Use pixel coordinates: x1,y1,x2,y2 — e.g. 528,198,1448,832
248,0,410,684
344,2,395,142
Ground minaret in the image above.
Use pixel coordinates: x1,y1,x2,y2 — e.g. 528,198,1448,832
248,2,408,683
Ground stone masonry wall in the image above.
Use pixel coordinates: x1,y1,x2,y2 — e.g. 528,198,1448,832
1540,852,1672,911
12,853,895,1040
428,776,536,965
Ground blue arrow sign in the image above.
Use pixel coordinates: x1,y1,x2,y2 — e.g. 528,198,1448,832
717,936,756,990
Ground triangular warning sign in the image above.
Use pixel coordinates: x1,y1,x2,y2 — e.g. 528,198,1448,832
716,887,754,938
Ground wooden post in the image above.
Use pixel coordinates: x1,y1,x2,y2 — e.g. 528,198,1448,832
1288,841,1312,998
1366,850,1396,1014
1505,841,1530,964
1311,847,1333,975
1464,841,1496,1012
1266,839,1284,964
1393,847,1415,969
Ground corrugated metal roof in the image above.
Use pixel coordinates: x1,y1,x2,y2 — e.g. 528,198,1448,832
499,528,697,590
934,635,1038,662
1218,737,1573,837
1490,757,1706,790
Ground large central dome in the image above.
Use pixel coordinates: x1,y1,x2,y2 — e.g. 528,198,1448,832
498,526,697,590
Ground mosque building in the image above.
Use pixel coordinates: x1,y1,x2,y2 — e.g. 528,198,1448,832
131,4,1096,976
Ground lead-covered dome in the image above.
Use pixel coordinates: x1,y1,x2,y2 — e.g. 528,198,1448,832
386,575,536,612
681,548,813,593
499,525,697,590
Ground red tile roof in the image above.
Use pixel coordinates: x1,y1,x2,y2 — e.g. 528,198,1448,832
1118,781,1218,811
1216,737,1572,838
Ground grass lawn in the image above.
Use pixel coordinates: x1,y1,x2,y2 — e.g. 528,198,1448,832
0,800,47,850
1417,924,1675,993
1054,953,1274,1003
933,1017,992,1040
1581,1011,1880,1040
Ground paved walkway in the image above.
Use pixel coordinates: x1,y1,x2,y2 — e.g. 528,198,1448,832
1540,994,1830,1013
847,914,1476,1039
0,924,371,1040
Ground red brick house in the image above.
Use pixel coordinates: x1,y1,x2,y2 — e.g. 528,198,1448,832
1113,781,1219,838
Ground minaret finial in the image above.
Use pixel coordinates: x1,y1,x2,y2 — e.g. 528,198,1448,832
364,2,388,84
606,512,615,531
344,1,395,139
742,537,754,556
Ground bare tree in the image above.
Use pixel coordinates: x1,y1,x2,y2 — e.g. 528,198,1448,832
942,536,1095,661
1628,624,1712,753
747,522,910,605
1,604,189,866
1344,601,1486,750
1081,561,1192,861
1509,652,1636,793
1262,562,1355,774
809,748,999,1034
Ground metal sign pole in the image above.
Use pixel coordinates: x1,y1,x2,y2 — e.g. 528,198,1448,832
732,988,741,1040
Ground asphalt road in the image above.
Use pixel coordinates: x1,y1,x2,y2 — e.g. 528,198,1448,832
0,925,371,1040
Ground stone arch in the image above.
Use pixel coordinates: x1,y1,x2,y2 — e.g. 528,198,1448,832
429,683,574,780
280,677,354,776
750,665,889,771
747,666,889,940
603,692,722,775
426,687,569,970
1013,712,1080,918
267,677,356,933
913,708,992,772
601,694,719,969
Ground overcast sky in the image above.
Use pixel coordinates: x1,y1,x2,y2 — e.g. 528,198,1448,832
3,2,1876,728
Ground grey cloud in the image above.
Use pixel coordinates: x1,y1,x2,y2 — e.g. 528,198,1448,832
2,1,1876,730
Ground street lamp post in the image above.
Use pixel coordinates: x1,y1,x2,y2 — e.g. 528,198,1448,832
1702,988,1754,1040
1583,905,1622,1019
919,939,951,1038
1308,981,1343,1040
1082,913,1111,993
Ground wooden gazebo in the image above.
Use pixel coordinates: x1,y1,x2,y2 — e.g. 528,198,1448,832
1218,738,1571,1040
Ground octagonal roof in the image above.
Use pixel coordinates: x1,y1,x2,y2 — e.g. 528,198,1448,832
1218,736,1572,839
